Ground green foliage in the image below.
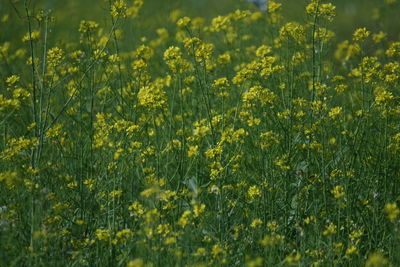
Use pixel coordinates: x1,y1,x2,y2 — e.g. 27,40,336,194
1,0,400,266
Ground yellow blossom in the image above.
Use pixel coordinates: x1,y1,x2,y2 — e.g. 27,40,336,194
331,185,345,199
384,203,400,222
22,31,40,42
247,185,262,201
365,252,390,267
353,28,370,42
127,259,144,267
95,229,111,241
329,106,343,119
250,218,263,228
323,223,337,236
177,16,191,28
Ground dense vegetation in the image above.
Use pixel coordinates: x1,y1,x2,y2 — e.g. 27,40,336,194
1,0,400,266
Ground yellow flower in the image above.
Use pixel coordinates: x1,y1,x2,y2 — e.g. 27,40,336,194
345,245,358,257
386,42,400,57
110,0,127,18
0,171,19,188
78,20,99,33
372,31,387,44
6,75,20,86
127,259,144,267
329,106,343,119
194,247,207,257
331,185,345,199
384,202,400,222
95,229,111,241
319,3,336,21
217,53,231,64
268,1,282,13
306,1,336,21
250,218,263,228
134,45,154,60
246,257,263,267
140,186,159,198
128,201,145,217
109,190,123,198
247,185,262,201
365,252,390,267
210,15,231,32
256,45,272,57
164,236,177,245
127,0,143,18
260,131,280,149
259,234,284,246
274,154,290,170
242,86,276,106
1,137,38,160
385,0,396,5
322,222,337,236
375,89,394,105
163,46,191,73
353,28,370,42
113,229,133,244
177,16,191,28
284,252,301,266
178,210,192,227
187,145,199,158
211,244,226,259
304,216,316,225
193,204,206,218
205,146,223,159
137,82,167,110
22,31,40,42
279,22,305,44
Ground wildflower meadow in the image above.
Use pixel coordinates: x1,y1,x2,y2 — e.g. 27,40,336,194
1,0,400,266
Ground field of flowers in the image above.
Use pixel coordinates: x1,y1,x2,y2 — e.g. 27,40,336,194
1,0,400,266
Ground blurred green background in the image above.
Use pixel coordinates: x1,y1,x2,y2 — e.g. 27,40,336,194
1,0,400,48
